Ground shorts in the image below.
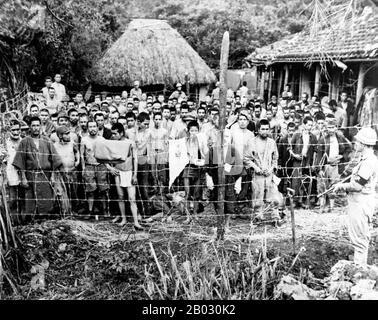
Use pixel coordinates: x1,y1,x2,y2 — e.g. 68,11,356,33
116,171,132,188
83,164,109,193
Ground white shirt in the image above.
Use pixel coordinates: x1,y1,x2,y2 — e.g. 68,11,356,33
6,138,21,186
329,135,339,159
302,131,310,157
239,86,249,98
51,82,67,102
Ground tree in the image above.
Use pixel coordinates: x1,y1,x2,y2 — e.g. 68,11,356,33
1,0,128,91
151,0,313,70
1,0,364,93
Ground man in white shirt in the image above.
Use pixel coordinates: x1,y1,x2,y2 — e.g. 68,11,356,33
42,76,53,100
239,81,249,99
51,74,67,102
211,82,220,101
227,88,234,102
169,83,187,102
130,80,142,100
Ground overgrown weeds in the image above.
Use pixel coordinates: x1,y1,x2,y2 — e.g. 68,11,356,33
143,233,297,300
0,219,353,300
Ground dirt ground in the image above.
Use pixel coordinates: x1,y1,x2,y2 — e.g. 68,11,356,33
2,198,378,300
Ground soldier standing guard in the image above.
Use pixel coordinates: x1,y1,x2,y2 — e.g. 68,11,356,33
334,127,378,265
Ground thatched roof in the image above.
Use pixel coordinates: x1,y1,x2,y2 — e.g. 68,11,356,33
90,19,216,87
246,8,378,66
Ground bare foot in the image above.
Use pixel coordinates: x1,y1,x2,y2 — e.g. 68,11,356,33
112,217,121,223
134,224,144,231
118,219,127,227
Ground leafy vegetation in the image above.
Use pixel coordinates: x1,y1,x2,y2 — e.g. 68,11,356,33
1,0,313,91
0,0,372,91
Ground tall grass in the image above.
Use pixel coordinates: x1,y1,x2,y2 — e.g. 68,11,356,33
143,230,288,300
0,171,18,298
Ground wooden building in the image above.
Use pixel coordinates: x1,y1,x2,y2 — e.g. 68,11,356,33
244,9,378,104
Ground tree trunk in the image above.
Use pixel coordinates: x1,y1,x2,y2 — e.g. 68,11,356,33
216,31,229,241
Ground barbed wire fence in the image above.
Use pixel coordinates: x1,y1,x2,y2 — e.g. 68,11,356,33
0,86,377,243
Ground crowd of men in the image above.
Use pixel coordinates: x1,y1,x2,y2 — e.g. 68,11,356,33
2,75,362,231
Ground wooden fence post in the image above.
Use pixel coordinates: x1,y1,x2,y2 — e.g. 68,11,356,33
216,31,229,241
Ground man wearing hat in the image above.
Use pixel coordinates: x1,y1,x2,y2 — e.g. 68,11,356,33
5,120,23,219
50,112,79,144
334,127,378,265
169,83,187,103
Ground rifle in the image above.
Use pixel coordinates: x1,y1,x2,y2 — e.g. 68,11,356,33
317,173,353,197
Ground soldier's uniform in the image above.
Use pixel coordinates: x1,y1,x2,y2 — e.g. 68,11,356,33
335,127,378,265
345,149,378,264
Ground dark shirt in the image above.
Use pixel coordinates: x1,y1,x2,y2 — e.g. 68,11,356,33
278,134,293,167
102,127,112,140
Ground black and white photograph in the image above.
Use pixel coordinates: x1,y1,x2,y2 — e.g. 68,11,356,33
1,0,378,306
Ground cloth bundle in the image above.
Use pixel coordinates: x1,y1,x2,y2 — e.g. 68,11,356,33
94,139,131,162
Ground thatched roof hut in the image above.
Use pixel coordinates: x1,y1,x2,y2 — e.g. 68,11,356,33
90,19,216,87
